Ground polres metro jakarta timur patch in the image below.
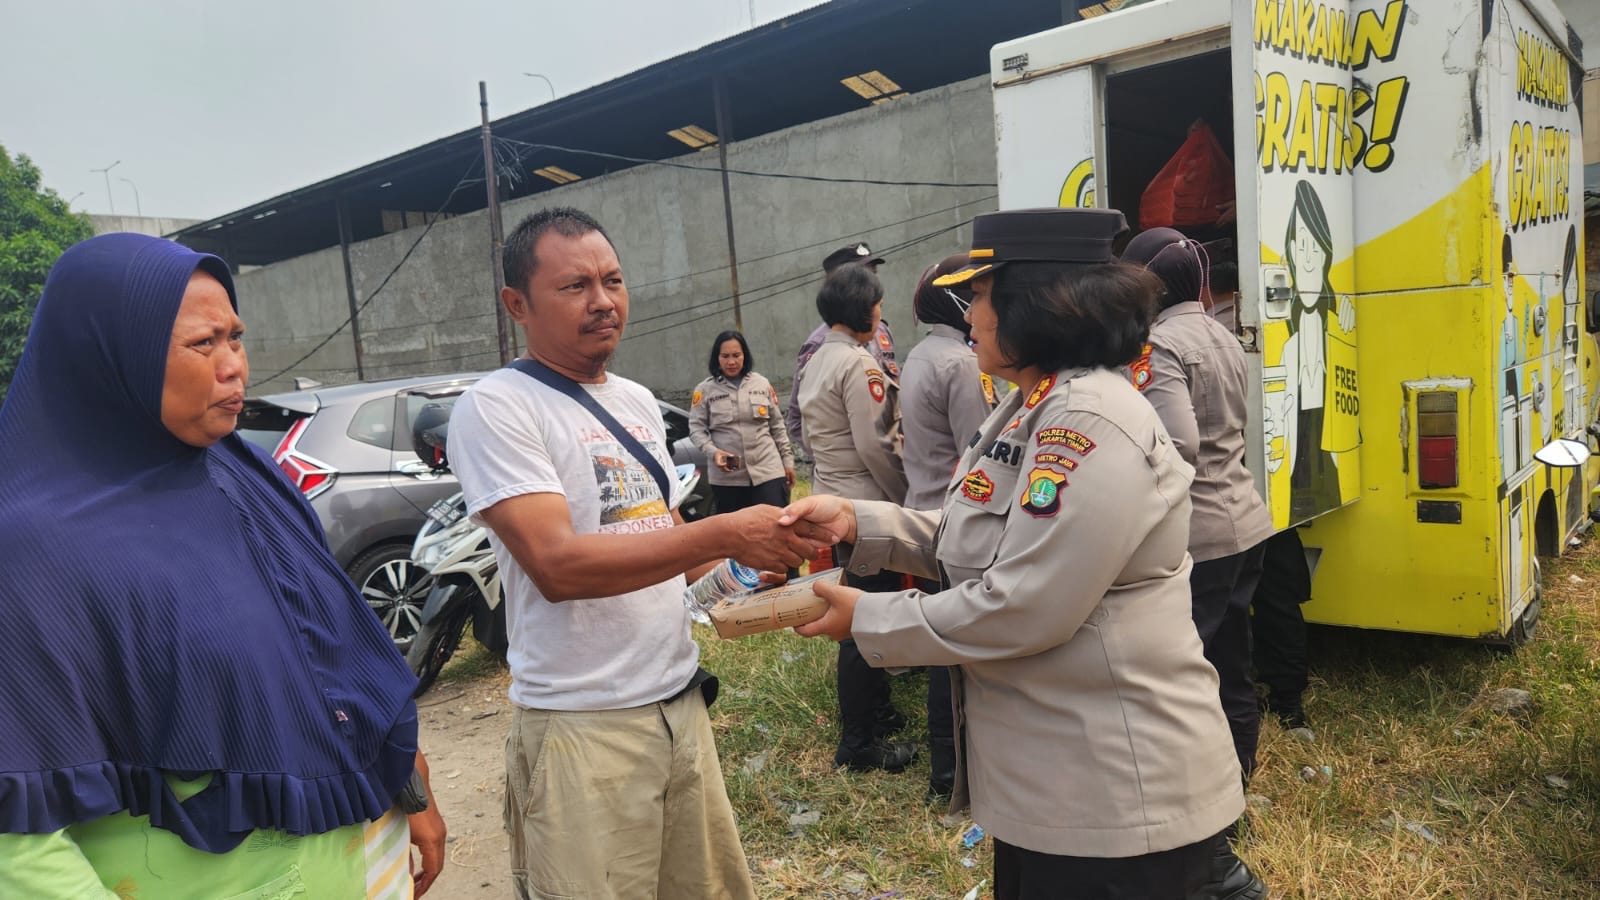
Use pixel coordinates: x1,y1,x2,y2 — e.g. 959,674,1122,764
1036,427,1096,455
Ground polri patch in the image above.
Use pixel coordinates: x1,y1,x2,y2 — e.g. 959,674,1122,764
982,438,1024,467
1025,374,1056,409
1129,343,1154,392
1020,467,1067,517
691,391,704,407
1034,451,1079,471
961,469,995,503
1036,427,1095,455
877,331,894,352
1002,417,1022,434
980,373,997,407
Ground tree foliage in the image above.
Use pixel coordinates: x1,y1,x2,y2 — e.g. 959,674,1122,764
0,145,92,401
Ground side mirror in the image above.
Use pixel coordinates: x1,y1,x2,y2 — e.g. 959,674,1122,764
1533,438,1591,469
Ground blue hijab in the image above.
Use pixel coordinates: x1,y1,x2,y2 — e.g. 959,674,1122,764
0,234,418,853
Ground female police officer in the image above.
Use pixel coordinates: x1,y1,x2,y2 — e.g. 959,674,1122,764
688,329,796,512
1122,227,1275,782
797,265,916,774
782,209,1263,900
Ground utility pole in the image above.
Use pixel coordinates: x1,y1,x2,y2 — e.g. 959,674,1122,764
481,81,511,365
713,77,743,332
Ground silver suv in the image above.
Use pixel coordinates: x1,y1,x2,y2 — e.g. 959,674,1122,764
239,372,711,651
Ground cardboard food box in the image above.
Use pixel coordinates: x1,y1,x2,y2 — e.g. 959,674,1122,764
707,568,844,639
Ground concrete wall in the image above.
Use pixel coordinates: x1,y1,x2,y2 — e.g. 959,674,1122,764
90,215,201,238
240,75,998,402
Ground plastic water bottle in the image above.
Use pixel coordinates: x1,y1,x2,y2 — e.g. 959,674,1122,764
683,559,761,624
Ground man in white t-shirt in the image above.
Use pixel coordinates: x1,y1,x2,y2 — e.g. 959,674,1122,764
449,207,822,899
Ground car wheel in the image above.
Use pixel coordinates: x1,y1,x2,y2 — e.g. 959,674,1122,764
348,543,433,652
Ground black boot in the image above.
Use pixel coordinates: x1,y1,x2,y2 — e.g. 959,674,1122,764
835,740,918,773
874,706,907,739
1194,833,1267,900
1268,692,1308,730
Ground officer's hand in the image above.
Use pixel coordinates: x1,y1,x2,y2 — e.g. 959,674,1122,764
713,449,735,472
784,466,797,491
720,505,825,572
795,580,862,641
778,494,856,545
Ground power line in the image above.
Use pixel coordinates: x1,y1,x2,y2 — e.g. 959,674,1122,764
252,162,482,386
493,136,998,189
621,218,968,343
623,193,996,293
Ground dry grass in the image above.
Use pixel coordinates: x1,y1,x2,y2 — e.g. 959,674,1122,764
703,535,1600,898
431,487,1600,897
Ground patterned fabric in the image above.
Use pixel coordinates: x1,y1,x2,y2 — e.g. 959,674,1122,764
364,809,414,900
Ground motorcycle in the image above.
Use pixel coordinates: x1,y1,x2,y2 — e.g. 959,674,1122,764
404,401,704,695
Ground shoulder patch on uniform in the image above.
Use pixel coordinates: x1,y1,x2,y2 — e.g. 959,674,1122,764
769,385,779,403
1020,467,1067,517
960,469,995,503
1025,374,1056,409
691,390,704,407
980,373,997,407
865,368,887,403
1033,451,1079,471
886,360,900,377
1129,343,1154,392
981,437,1024,467
1002,417,1022,434
876,331,894,352
1036,427,1096,455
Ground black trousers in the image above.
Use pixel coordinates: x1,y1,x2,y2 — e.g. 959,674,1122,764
914,577,956,781
709,476,788,513
836,554,902,753
1252,528,1311,704
1190,543,1266,779
993,831,1218,900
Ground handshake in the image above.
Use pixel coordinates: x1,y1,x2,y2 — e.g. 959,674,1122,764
709,495,857,573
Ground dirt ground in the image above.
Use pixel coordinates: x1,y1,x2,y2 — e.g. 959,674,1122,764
416,671,514,899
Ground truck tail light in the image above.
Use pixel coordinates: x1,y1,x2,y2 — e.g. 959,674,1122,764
1417,392,1458,489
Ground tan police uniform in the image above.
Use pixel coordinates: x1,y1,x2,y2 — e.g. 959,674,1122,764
687,372,793,488
797,331,906,504
899,323,996,511
843,367,1245,858
1133,301,1273,562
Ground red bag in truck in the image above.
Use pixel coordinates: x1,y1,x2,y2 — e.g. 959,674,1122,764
1139,120,1234,229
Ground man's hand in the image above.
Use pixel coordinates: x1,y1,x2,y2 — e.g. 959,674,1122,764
794,580,863,641
719,505,826,572
778,494,857,545
713,449,736,472
408,751,446,896
784,466,797,491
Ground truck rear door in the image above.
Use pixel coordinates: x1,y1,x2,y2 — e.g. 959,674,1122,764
1231,0,1362,529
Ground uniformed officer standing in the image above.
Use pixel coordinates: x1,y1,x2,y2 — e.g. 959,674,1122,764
784,208,1264,900
798,264,915,773
897,253,996,801
786,243,898,458
1122,227,1275,785
688,329,796,512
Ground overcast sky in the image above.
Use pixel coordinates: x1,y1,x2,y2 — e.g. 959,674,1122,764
1,0,819,221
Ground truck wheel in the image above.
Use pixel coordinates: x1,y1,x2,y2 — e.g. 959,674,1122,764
407,603,472,697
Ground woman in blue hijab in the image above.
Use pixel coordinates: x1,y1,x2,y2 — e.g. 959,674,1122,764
0,234,445,897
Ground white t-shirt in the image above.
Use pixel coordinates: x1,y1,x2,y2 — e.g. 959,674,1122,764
448,366,698,712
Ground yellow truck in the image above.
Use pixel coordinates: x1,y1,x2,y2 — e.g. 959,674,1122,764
991,0,1588,642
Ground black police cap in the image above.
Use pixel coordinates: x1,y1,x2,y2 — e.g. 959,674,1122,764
934,208,1129,286
822,242,885,273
